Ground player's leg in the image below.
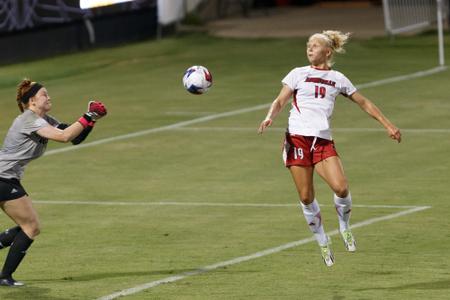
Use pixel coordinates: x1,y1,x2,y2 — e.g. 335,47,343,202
289,166,334,266
0,196,40,286
0,179,30,251
0,226,22,250
315,156,356,252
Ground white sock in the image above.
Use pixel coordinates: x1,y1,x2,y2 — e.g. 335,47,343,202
334,192,352,232
300,199,328,246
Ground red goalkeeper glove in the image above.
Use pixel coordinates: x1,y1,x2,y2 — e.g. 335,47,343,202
86,101,107,120
78,101,107,128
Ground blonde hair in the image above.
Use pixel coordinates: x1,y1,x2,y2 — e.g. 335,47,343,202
309,30,351,67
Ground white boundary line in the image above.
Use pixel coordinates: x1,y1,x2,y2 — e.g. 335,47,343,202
96,205,431,300
171,127,450,134
44,66,447,157
164,111,215,116
355,66,447,89
33,200,425,209
44,104,270,156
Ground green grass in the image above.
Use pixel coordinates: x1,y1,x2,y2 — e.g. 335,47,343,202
0,32,450,299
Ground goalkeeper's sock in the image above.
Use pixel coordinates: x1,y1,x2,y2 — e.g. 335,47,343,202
334,192,352,232
1,231,33,277
0,226,22,249
300,199,328,246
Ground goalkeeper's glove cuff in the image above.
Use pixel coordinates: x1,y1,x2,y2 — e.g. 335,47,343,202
78,114,96,128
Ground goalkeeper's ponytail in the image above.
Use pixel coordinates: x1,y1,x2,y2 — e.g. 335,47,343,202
16,79,33,112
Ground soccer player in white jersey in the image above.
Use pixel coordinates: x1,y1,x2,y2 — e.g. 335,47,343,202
0,79,107,286
258,31,401,267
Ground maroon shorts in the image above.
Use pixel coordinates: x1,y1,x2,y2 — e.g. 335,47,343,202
282,133,338,167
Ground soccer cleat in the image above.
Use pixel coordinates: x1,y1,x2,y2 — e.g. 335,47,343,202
0,276,25,287
320,239,335,267
341,230,356,252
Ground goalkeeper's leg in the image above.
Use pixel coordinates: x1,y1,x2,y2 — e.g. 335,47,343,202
0,196,40,286
0,226,22,249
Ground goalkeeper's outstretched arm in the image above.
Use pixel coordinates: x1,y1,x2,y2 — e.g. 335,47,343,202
38,122,85,143
57,123,94,145
37,100,107,143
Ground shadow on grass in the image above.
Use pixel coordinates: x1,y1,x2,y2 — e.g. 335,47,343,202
0,286,70,300
355,279,450,291
30,268,198,283
0,269,199,299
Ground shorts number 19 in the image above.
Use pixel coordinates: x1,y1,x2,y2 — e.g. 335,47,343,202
293,147,304,160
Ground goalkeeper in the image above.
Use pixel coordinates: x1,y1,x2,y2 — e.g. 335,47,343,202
0,79,107,286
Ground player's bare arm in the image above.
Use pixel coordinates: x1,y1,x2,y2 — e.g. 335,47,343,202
37,123,85,143
349,91,402,143
37,101,107,143
258,84,293,134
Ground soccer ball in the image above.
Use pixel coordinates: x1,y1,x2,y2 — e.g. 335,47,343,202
182,66,212,95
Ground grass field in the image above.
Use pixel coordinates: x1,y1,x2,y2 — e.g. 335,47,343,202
0,32,449,299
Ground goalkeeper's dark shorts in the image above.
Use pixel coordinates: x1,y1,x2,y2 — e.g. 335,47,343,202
0,177,28,201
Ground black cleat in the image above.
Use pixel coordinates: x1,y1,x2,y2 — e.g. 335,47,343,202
0,277,25,287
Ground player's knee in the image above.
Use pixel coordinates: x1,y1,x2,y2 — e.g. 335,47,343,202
299,193,314,205
334,184,349,198
22,220,41,238
32,226,41,237
31,220,41,237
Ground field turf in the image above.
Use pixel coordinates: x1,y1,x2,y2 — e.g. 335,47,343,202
0,32,449,299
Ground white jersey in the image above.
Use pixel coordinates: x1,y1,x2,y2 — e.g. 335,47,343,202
282,66,357,140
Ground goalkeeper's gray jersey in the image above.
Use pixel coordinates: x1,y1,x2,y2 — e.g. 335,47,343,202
0,109,59,179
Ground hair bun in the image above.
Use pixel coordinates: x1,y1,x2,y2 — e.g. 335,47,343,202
322,30,351,53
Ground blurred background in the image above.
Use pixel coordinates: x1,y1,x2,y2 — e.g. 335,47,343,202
0,1,449,300
0,0,448,64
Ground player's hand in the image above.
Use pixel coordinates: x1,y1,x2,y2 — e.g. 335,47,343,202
86,101,107,121
387,125,401,143
258,119,273,134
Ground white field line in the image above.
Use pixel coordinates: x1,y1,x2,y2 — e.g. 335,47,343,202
172,127,450,134
44,103,270,156
96,205,431,300
33,200,425,209
354,66,447,89
164,111,215,116
43,66,447,157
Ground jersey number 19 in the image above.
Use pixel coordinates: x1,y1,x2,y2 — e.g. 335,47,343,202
314,86,326,99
